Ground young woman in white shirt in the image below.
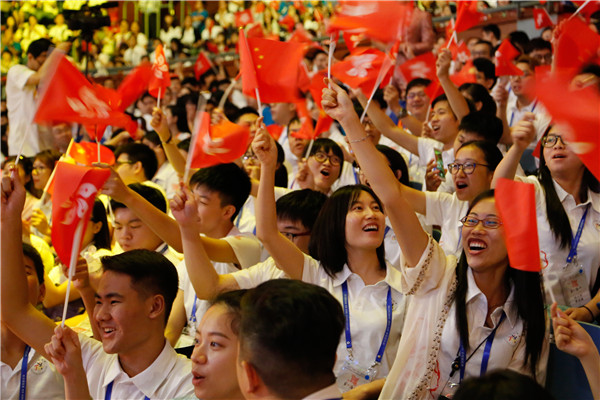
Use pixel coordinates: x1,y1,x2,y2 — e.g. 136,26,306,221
321,80,547,400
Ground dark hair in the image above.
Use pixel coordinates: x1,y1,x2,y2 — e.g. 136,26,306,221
177,138,190,152
509,31,531,54
274,140,288,188
453,369,554,400
459,83,497,116
458,112,503,144
432,94,459,119
406,78,432,96
482,24,501,41
537,128,600,249
455,190,546,378
238,280,344,398
376,144,410,185
529,38,552,53
35,149,61,170
110,183,167,213
474,40,494,58
91,199,111,250
305,47,327,62
114,142,158,180
101,250,178,324
27,38,52,57
309,185,386,277
209,289,247,335
276,189,328,231
23,243,44,285
189,163,251,221
306,138,345,179
2,156,35,195
457,140,503,171
473,57,497,86
143,130,162,148
167,104,189,134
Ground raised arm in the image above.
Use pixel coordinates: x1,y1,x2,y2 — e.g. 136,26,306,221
253,120,305,279
1,173,56,360
491,113,535,187
322,80,429,268
437,49,470,121
150,108,186,177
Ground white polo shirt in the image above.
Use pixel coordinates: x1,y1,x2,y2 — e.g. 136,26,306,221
1,347,65,399
505,92,552,147
424,191,470,258
231,257,289,288
79,334,193,399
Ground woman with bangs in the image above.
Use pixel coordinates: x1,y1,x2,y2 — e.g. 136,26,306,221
291,137,346,195
493,120,600,321
321,80,547,399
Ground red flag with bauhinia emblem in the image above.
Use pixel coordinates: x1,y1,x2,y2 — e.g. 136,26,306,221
148,44,170,98
194,52,213,80
495,178,541,272
190,112,251,168
51,162,110,267
34,55,137,136
398,52,437,83
454,1,486,33
331,48,393,94
239,30,305,103
533,7,554,29
535,73,600,181
495,39,524,77
553,17,600,77
327,1,413,44
235,9,254,27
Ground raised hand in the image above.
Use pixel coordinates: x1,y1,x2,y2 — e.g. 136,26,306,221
95,163,130,203
170,184,200,230
436,49,452,79
321,78,356,124
511,112,536,151
251,117,278,170
1,170,26,222
44,325,84,377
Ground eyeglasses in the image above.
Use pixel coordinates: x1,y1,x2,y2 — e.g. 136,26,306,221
541,134,567,148
115,160,134,167
243,153,258,163
281,231,311,241
406,91,427,100
460,215,503,229
312,152,341,166
447,162,489,175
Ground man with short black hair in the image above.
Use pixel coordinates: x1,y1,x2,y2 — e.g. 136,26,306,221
114,142,159,185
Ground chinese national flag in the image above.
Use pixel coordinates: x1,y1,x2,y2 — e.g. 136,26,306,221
34,55,136,134
148,44,170,98
309,71,327,110
533,8,554,29
235,9,254,27
239,30,305,103
331,48,393,94
246,23,264,39
194,52,213,80
314,110,333,138
292,98,316,140
67,141,115,166
495,39,524,77
454,1,485,33
536,74,600,181
266,124,284,141
553,17,600,76
449,60,477,87
327,1,413,44
495,178,541,272
398,52,437,83
51,162,111,267
279,14,296,32
190,112,251,169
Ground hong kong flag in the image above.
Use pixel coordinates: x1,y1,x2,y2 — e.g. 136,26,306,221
495,39,524,77
331,48,393,94
148,44,170,98
533,7,554,29
398,52,437,83
194,52,214,80
51,162,110,267
235,9,254,27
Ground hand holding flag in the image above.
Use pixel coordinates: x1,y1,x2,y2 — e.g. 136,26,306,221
148,44,171,102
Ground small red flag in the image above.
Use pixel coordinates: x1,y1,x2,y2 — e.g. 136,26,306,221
398,52,437,83
425,80,445,102
190,112,251,169
266,124,284,141
279,14,296,32
343,31,363,54
235,9,254,28
553,17,600,77
495,39,524,77
533,7,554,30
68,141,115,166
331,48,393,94
309,71,327,110
148,44,170,98
449,60,477,87
51,162,111,267
495,178,541,272
194,52,213,80
314,111,333,138
454,1,486,33
117,62,153,112
246,23,265,39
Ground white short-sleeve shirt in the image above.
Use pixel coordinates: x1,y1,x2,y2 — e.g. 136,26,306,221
425,191,470,258
231,257,289,288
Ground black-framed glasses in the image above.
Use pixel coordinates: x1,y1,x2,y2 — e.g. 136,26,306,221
460,215,503,229
281,231,311,241
541,134,567,148
447,162,489,175
313,152,341,166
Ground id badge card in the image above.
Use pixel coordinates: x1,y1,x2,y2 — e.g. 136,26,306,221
337,357,378,392
560,261,591,307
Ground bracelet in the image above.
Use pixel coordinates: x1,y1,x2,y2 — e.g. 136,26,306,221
580,305,595,320
164,133,173,144
348,134,372,144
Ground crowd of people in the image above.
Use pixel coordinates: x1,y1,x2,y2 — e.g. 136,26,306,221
2,1,600,400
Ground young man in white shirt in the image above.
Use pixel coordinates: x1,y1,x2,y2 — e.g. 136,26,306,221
1,174,193,399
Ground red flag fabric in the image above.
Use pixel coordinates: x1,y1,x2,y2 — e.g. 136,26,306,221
535,74,600,181
449,61,477,87
533,7,554,29
343,31,363,54
553,17,600,76
454,1,486,33
266,124,284,141
68,141,115,166
398,52,437,83
314,111,333,138
34,55,136,133
235,9,254,27
495,178,541,272
425,80,445,102
327,1,413,44
117,62,153,111
495,39,524,77
190,112,251,169
239,31,305,103
297,62,311,93
331,48,393,94
51,162,111,267
148,44,170,98
309,71,328,110
194,52,213,80
279,15,296,32
448,40,471,64
246,23,265,39
289,26,313,45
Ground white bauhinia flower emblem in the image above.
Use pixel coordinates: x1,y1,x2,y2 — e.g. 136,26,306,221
347,54,377,78
66,87,111,119
341,4,377,16
407,61,431,79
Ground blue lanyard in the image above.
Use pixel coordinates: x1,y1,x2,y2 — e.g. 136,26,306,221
341,281,392,364
509,100,537,127
105,381,150,400
190,295,198,325
458,312,506,381
384,226,391,238
352,165,359,184
566,205,590,264
19,345,31,400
